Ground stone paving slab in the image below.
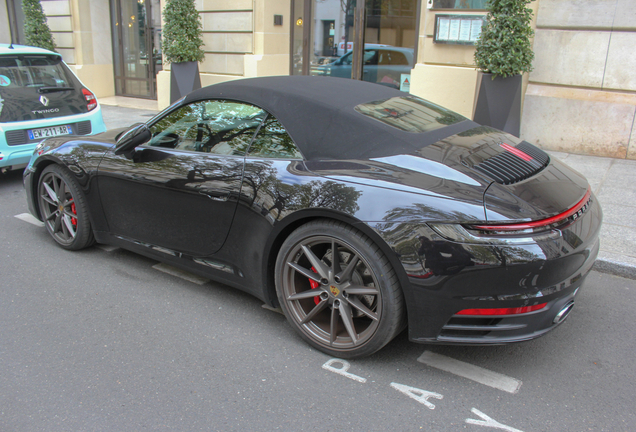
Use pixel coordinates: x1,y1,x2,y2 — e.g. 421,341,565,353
100,105,158,131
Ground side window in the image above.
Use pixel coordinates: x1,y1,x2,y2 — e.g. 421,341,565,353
247,116,303,159
388,50,408,65
340,53,353,65
363,49,378,66
148,100,266,156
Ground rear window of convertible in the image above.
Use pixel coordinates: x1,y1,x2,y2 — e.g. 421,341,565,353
354,95,466,133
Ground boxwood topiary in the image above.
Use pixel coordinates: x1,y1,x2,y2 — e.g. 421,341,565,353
22,0,57,52
162,0,205,64
474,0,534,78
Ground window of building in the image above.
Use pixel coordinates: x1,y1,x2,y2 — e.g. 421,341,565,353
432,0,488,9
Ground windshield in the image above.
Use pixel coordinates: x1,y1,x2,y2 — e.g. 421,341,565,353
0,55,75,89
355,95,466,133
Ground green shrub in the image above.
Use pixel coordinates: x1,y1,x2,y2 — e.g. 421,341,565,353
162,0,205,64
474,0,534,77
22,0,57,52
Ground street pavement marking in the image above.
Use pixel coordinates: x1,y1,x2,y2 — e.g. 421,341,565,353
466,408,524,432
322,359,367,383
97,244,119,252
152,263,210,285
417,351,522,394
390,383,443,410
14,213,44,227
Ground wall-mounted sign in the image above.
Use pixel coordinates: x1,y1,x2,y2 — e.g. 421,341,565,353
433,14,485,45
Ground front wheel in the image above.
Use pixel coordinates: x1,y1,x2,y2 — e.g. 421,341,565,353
275,220,405,358
37,164,95,250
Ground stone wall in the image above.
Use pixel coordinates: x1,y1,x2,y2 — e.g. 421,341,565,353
521,0,636,159
409,6,484,118
157,0,291,109
409,2,539,120
0,2,11,43
42,0,74,63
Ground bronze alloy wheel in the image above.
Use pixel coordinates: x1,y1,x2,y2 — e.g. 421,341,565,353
276,220,404,358
37,165,94,250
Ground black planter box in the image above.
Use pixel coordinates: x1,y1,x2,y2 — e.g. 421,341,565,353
473,73,522,137
170,61,202,103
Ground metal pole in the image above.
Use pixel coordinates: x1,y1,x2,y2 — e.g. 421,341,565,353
351,2,365,81
302,0,311,76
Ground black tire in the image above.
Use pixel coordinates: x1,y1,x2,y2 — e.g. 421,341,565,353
37,164,95,250
275,219,405,358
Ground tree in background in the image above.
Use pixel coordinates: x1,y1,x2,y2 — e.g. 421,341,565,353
22,0,57,52
162,0,204,64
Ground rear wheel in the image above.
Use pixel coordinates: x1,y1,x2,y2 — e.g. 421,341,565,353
37,164,94,250
275,220,405,358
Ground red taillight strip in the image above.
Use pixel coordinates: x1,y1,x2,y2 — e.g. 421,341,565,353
500,143,533,162
474,187,591,231
82,88,97,111
456,303,547,316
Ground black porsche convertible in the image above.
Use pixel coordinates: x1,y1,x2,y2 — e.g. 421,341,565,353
24,76,602,358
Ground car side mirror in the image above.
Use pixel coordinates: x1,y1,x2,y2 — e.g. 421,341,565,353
115,123,151,158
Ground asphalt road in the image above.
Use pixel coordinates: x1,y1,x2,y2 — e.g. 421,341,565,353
1,124,635,431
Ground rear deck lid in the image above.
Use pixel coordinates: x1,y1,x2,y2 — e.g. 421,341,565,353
482,156,590,222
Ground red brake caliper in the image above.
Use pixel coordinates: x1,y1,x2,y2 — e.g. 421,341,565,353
309,266,320,305
71,202,77,226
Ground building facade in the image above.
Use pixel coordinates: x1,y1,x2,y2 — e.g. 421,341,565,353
1,0,634,158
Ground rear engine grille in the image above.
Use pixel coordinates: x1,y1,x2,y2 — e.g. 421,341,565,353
5,120,92,146
472,141,550,185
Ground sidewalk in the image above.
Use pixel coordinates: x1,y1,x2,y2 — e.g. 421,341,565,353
547,152,636,279
99,101,636,280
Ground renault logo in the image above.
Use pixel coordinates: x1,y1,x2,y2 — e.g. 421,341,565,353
39,95,50,106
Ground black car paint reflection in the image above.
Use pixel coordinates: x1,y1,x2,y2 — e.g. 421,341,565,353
24,76,602,354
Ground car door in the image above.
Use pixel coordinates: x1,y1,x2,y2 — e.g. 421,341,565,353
361,49,379,85
97,99,266,256
375,49,409,88
329,52,353,78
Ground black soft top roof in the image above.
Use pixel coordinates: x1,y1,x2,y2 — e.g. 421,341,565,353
183,76,477,161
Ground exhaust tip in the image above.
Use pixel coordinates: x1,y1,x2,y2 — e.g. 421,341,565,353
553,301,574,324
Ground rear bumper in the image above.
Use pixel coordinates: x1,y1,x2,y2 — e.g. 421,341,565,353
376,194,602,345
1,106,106,169
411,238,597,344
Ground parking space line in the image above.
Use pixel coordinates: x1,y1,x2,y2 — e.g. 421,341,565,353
14,213,44,227
152,263,210,285
417,351,522,394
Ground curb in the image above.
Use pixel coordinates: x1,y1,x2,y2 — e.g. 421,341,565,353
593,258,636,280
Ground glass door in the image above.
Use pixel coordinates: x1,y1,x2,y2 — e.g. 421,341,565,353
292,0,418,91
292,0,359,78
111,0,163,99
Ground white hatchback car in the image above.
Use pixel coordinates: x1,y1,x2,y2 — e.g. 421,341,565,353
0,44,106,171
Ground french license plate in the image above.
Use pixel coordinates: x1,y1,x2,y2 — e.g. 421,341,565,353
28,125,73,140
